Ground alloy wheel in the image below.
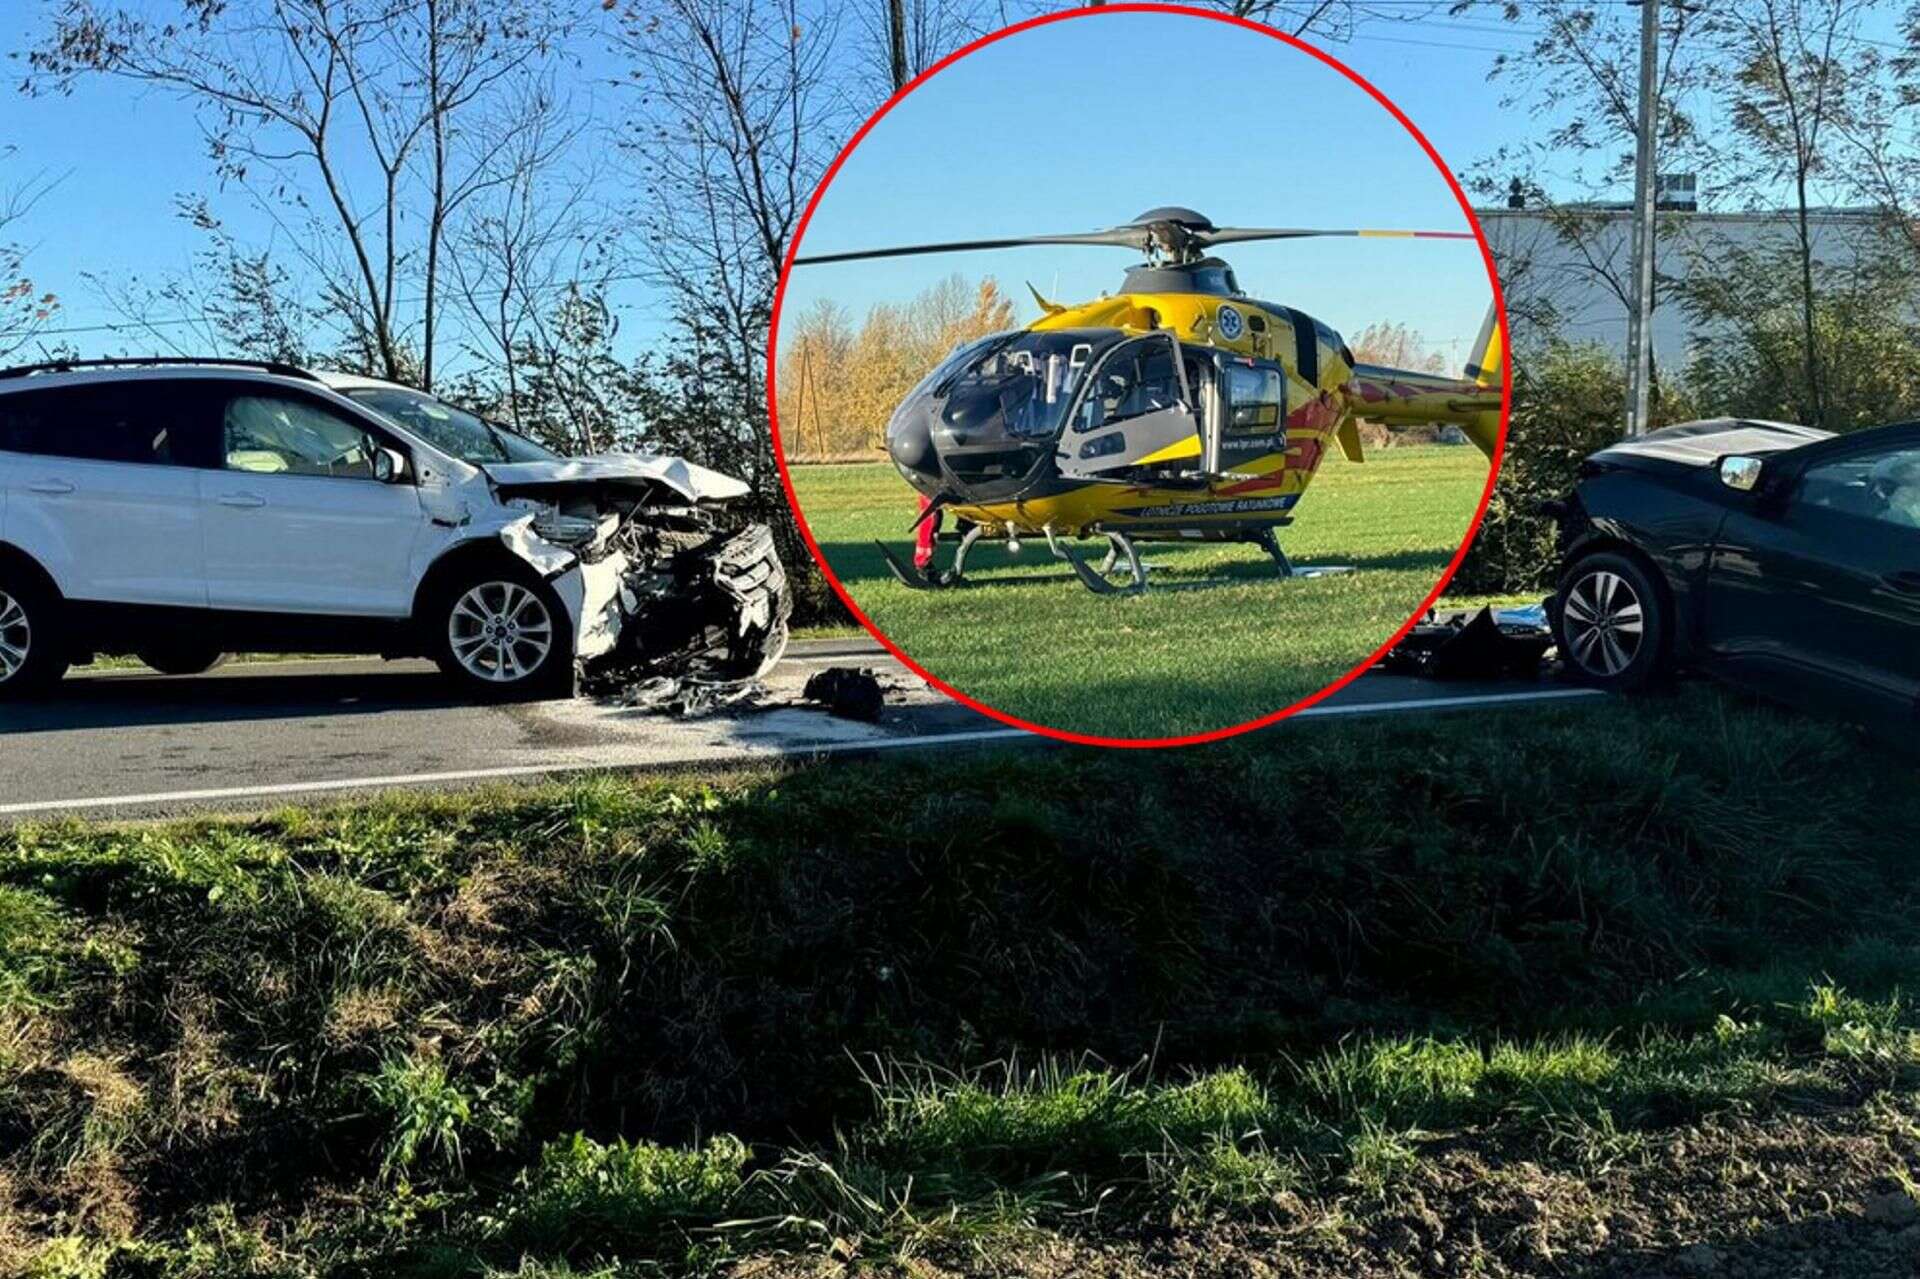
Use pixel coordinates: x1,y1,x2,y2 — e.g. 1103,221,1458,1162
1562,569,1644,677
0,590,30,684
448,581,554,684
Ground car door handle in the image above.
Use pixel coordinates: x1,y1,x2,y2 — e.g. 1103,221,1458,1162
217,492,267,509
1884,570,1920,595
25,479,74,495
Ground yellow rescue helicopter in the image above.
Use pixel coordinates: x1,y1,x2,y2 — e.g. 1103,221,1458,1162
790,206,1505,594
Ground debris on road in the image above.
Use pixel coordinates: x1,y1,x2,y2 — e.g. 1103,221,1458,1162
1379,603,1555,680
592,663,888,723
575,522,794,716
590,520,793,683
612,675,767,718
802,667,887,722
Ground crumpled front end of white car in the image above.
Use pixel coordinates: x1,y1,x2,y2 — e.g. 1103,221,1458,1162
487,458,791,686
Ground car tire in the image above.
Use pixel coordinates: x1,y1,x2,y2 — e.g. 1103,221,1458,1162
1553,550,1669,691
0,570,71,700
426,561,576,701
136,642,229,677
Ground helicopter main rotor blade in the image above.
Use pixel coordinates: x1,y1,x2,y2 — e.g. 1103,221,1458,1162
792,229,1150,266
792,221,1477,267
1198,226,1475,247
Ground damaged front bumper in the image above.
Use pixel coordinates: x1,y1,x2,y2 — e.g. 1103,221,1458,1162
577,520,792,689
482,456,791,691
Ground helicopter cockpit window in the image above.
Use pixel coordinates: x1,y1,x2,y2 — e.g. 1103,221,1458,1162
919,332,1016,399
1225,363,1286,434
1075,336,1190,433
941,330,1111,441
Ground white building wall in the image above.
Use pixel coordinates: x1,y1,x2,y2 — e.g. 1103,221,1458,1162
1475,206,1896,369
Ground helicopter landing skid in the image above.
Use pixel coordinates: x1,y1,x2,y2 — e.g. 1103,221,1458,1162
1253,527,1354,579
876,523,984,590
1047,528,1147,596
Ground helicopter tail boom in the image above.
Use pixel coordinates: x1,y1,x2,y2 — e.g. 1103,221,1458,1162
1345,304,1505,459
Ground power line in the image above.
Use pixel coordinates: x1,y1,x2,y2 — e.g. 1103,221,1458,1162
0,269,664,342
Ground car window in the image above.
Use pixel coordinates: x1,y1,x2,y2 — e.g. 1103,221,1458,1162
0,384,197,465
223,394,381,479
345,386,556,464
1800,444,1920,529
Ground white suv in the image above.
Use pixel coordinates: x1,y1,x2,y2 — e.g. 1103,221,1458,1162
0,358,788,700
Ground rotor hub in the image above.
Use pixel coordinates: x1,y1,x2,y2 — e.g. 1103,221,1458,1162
1126,207,1216,266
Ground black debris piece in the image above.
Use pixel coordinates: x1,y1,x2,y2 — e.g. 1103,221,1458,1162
1379,604,1554,680
802,667,886,722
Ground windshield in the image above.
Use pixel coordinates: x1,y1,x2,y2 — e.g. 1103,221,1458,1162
345,386,557,464
916,331,1012,400
942,330,1112,440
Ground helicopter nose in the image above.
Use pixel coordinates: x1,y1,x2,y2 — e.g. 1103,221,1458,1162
886,401,941,496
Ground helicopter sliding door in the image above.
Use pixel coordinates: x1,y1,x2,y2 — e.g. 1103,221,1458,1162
1059,332,1204,481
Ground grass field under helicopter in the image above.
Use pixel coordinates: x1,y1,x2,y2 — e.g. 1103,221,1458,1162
789,443,1491,737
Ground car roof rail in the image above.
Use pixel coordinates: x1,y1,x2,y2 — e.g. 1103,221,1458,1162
0,356,323,383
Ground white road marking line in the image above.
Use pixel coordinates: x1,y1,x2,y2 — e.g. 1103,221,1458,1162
0,728,1032,817
0,685,1603,818
1296,687,1603,717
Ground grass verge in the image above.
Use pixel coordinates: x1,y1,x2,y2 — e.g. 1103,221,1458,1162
787,447,1488,737
1,685,1916,1275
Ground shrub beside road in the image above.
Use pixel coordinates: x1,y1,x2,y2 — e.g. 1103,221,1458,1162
2,685,1918,1275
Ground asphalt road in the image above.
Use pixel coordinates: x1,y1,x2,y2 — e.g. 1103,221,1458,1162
0,640,1599,821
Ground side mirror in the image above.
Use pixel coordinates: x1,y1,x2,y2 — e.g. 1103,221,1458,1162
1718,455,1765,493
372,447,409,483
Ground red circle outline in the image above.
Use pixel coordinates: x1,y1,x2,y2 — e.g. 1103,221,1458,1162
767,3,1512,750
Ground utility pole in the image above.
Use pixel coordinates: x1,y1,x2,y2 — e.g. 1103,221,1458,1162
1624,0,1660,435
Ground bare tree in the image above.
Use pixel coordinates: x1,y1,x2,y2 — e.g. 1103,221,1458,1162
0,148,60,362
1712,0,1863,427
1461,0,1722,187
1169,1,1449,38
445,78,609,432
29,0,577,385
1457,0,1730,408
81,197,318,365
854,0,996,99
612,0,846,492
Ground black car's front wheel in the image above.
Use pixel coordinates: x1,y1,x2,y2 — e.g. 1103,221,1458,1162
1553,551,1668,691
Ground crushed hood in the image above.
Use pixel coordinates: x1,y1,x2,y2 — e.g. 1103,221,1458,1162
482,453,751,503
1590,418,1832,470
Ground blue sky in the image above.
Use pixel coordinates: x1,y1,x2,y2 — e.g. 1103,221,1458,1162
0,16,639,366
2,3,1905,372
781,8,1505,370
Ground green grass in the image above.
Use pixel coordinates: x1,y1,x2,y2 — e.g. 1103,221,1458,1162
789,446,1490,737
1,686,1916,1274
76,652,344,671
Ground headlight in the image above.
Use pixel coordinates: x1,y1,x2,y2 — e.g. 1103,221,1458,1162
532,511,605,546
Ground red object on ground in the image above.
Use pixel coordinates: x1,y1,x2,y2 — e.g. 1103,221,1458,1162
913,495,942,570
